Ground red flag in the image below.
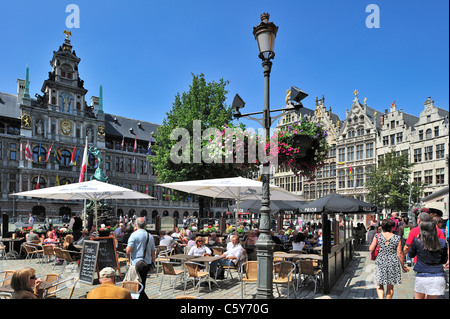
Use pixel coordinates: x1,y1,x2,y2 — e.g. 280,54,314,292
79,139,88,183
134,182,137,191
45,144,53,163
391,100,395,108
36,172,40,189
132,156,135,173
145,184,149,195
134,134,137,152
121,136,124,151
24,140,33,162
69,145,76,166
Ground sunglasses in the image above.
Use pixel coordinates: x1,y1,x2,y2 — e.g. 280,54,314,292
30,275,36,280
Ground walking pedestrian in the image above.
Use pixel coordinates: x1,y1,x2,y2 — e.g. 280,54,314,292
369,218,409,299
126,217,155,299
367,214,380,244
408,221,448,299
399,216,414,266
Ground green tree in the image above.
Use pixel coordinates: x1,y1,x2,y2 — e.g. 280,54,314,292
149,73,253,205
366,150,423,213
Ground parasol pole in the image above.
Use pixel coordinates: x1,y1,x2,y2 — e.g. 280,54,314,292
83,136,88,230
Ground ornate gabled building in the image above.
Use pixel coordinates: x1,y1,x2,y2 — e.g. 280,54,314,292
334,91,379,201
409,97,449,201
376,100,419,161
273,88,449,219
0,34,200,224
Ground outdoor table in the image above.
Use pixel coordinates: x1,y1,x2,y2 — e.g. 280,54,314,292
1,238,23,259
293,254,323,261
167,254,197,261
274,252,302,259
193,255,224,287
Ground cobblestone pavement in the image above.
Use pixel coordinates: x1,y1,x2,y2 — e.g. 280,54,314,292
1,245,447,300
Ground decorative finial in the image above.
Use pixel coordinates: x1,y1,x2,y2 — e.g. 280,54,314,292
260,13,270,22
353,90,359,97
63,29,72,39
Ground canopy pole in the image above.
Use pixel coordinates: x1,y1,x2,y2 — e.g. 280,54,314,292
94,200,98,235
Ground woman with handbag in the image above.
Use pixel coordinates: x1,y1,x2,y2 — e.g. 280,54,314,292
369,218,409,299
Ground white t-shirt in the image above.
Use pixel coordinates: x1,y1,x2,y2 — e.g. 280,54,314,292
188,245,212,256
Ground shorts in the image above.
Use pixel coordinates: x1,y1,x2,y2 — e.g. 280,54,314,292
414,276,446,296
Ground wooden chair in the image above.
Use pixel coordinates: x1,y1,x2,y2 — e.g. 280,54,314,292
42,245,55,263
0,270,15,286
222,251,247,279
273,261,297,299
118,251,130,272
0,243,6,260
45,277,79,299
43,273,61,296
296,259,322,294
59,249,81,274
22,243,43,262
175,295,199,299
159,262,185,294
53,247,64,269
155,246,174,276
184,262,211,293
240,261,257,298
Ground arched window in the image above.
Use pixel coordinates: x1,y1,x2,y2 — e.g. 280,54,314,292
59,178,71,186
425,128,432,139
32,145,46,163
32,176,46,189
60,149,71,166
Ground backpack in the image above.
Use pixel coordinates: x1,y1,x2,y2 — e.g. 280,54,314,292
403,226,411,240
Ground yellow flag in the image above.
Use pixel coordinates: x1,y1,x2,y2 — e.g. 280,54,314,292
56,174,60,186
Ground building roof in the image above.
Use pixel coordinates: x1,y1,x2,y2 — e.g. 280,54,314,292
104,113,160,142
0,92,20,119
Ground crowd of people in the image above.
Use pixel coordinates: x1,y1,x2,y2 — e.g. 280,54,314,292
369,211,449,299
5,208,448,300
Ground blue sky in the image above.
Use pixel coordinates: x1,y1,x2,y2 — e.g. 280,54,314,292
1,0,448,131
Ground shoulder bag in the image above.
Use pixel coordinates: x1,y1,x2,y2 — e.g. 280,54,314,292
135,231,150,271
370,233,380,261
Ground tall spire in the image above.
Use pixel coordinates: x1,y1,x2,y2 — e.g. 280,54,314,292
24,64,30,98
99,83,104,113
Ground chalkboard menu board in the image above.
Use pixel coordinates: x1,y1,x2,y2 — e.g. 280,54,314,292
92,237,121,276
79,240,100,284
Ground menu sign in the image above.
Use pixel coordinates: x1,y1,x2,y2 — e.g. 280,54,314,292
79,240,99,284
92,236,120,276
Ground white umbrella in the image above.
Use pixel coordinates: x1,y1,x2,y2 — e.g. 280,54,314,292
158,176,300,227
11,180,155,232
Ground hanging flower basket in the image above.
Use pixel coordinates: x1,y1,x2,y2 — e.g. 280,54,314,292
203,118,329,181
267,117,330,181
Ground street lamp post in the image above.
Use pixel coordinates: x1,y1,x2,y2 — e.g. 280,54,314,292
232,13,307,299
253,13,278,299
